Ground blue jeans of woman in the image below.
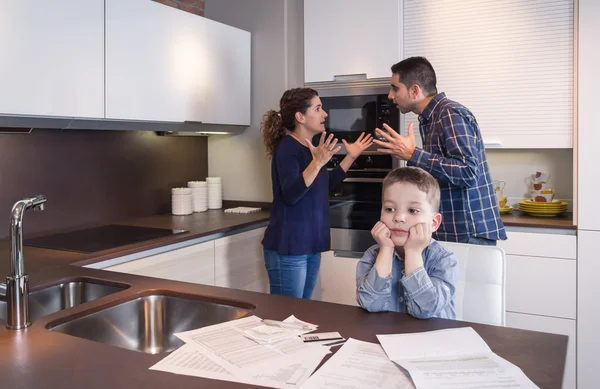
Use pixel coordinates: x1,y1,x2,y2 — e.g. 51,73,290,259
263,249,321,299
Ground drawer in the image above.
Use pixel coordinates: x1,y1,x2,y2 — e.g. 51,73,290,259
498,231,576,259
506,254,576,319
506,312,575,389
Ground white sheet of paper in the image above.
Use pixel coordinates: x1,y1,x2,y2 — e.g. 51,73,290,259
300,338,416,389
377,327,540,389
150,343,330,389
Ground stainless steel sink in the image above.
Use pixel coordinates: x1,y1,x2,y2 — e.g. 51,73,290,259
0,279,128,325
48,294,255,354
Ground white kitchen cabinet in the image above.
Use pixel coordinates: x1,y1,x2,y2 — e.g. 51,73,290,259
577,230,600,389
214,227,269,293
104,240,215,285
505,255,576,319
105,0,207,122
0,0,104,118
578,0,600,231
303,0,400,83
506,312,576,389
312,251,360,306
105,0,250,125
201,18,251,126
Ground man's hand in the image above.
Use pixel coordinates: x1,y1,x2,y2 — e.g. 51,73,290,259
373,122,417,161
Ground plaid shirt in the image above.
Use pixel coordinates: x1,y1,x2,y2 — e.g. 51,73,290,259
408,93,506,242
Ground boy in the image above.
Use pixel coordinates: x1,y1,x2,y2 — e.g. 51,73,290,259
356,167,457,319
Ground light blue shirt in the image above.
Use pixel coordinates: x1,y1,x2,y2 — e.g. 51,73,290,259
356,240,457,319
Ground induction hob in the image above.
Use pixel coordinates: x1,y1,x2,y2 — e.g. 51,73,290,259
24,224,189,254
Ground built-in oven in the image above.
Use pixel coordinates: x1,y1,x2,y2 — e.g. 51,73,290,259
315,80,399,144
328,152,403,256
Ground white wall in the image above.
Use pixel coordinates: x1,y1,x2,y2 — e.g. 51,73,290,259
486,149,574,207
204,0,304,201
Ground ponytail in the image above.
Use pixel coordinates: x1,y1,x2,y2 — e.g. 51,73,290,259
261,110,286,157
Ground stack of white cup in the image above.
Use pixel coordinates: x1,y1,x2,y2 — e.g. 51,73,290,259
171,187,193,215
207,177,223,209
188,181,208,212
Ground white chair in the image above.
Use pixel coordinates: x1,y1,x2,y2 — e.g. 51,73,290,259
438,241,506,326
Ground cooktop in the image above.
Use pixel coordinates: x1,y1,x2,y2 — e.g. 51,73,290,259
24,224,189,254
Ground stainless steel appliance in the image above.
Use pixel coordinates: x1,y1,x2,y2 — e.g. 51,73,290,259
328,153,401,256
314,79,399,144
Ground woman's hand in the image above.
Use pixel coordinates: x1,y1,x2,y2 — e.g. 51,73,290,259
342,132,374,159
305,132,341,168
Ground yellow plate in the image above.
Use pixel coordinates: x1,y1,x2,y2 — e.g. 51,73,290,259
519,205,568,211
518,200,568,207
499,206,513,214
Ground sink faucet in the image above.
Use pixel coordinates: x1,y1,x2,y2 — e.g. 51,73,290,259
5,195,47,329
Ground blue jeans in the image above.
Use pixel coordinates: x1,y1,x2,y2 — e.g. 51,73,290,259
465,236,497,246
263,250,321,299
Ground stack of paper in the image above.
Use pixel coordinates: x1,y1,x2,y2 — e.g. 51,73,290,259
149,315,330,388
301,327,540,389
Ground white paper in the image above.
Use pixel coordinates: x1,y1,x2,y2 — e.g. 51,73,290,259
150,343,330,389
300,338,416,389
377,327,540,389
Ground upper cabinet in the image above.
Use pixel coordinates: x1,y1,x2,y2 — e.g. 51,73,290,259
0,0,104,118
200,18,251,126
303,0,400,83
105,0,250,125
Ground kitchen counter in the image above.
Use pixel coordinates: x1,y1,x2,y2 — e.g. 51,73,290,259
0,209,272,275
501,211,575,230
0,257,568,388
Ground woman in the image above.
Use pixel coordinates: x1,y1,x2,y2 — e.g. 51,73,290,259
261,87,373,299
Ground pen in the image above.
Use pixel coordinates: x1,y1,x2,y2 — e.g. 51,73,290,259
262,319,314,330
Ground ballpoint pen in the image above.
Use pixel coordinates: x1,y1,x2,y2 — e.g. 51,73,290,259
261,319,314,331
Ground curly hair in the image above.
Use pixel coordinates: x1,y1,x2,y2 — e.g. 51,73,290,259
261,88,318,157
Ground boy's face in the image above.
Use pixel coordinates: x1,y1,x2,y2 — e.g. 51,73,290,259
380,182,442,247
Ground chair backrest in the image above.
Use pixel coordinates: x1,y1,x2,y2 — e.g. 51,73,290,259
438,241,506,326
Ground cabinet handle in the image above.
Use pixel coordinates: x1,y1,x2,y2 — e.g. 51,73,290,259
483,141,502,148
333,73,367,82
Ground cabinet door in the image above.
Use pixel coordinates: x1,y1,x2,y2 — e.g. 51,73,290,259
577,230,600,389
0,0,104,118
104,241,215,285
312,251,360,306
578,0,600,230
304,0,400,83
214,227,269,293
201,18,251,126
105,0,207,122
506,313,575,389
505,254,576,319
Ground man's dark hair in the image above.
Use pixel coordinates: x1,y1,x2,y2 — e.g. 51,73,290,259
391,57,438,97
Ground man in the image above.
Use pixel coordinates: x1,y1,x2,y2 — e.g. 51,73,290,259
374,56,506,245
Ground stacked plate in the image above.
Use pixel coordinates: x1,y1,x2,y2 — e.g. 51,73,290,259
207,177,223,209
188,181,208,212
518,199,568,217
171,187,193,215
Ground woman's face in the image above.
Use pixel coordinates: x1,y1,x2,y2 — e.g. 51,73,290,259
298,96,328,134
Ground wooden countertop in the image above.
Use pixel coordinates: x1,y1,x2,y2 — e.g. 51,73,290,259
501,211,575,230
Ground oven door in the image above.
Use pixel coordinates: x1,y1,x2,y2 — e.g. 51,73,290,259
329,179,383,255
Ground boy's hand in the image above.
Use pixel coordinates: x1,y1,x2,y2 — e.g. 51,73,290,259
404,222,432,254
371,221,395,248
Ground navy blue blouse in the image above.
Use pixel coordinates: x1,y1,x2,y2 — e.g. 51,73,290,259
262,136,346,255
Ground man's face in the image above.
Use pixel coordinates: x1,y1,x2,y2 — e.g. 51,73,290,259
388,73,417,114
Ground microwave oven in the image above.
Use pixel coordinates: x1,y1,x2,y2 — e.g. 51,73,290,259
315,82,400,143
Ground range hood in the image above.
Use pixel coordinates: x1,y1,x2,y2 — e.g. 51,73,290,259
0,114,247,135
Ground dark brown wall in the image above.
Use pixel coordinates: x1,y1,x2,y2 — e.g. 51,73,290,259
153,0,205,16
0,129,208,239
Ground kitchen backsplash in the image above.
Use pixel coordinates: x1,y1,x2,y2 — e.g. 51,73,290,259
0,129,207,240
486,149,574,207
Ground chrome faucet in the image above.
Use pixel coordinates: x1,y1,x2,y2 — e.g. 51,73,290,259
5,195,47,329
